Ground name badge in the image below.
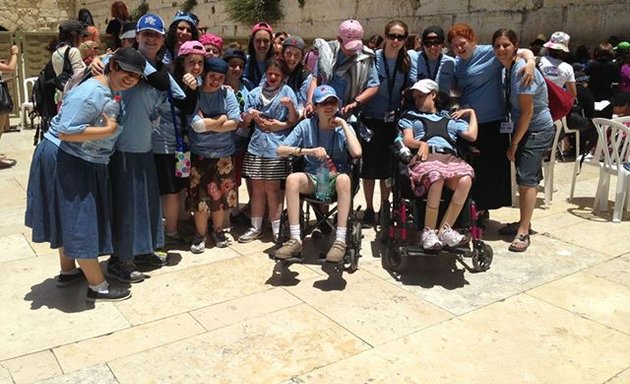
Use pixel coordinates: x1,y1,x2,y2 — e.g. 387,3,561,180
384,111,396,123
500,120,514,134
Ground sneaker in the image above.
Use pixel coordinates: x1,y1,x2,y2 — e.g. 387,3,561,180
212,230,230,248
421,227,443,251
86,287,131,302
105,260,146,284
438,223,467,247
190,234,206,254
274,238,303,259
56,269,86,288
325,240,346,263
238,227,262,243
135,251,168,266
362,208,375,228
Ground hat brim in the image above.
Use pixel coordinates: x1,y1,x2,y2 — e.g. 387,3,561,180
137,27,165,35
543,41,569,52
120,30,136,40
409,85,435,94
313,94,341,104
343,39,363,52
117,61,146,77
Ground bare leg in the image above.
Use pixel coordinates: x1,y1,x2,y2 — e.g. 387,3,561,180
379,179,391,205
335,174,351,228
193,211,209,237
76,259,106,286
58,247,76,272
265,180,283,222
517,185,537,236
250,179,267,221
285,173,314,225
440,176,472,227
211,210,225,231
162,193,180,234
362,179,375,210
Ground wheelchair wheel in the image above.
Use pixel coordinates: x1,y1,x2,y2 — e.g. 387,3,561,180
379,200,390,243
278,210,290,243
471,240,493,272
344,218,362,272
382,240,408,273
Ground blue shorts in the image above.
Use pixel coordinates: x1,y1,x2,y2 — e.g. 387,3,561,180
515,129,554,187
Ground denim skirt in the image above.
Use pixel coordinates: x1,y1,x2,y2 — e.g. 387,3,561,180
56,150,113,259
25,138,63,248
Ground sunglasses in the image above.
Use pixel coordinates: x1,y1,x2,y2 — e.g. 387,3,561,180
175,10,199,26
423,40,443,47
386,33,407,42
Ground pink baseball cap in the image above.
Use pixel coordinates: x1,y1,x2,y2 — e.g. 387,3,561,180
251,22,273,36
178,40,206,57
338,19,364,52
199,33,224,50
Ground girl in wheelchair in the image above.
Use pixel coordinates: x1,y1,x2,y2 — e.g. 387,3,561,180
274,85,362,262
399,79,478,250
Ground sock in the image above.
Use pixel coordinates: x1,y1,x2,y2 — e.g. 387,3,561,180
440,202,464,231
89,280,109,293
425,206,439,230
289,224,302,243
60,268,79,275
271,219,280,236
336,227,347,244
251,217,263,231
166,230,178,237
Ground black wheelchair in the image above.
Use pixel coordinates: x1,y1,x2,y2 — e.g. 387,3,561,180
380,144,493,274
272,156,363,272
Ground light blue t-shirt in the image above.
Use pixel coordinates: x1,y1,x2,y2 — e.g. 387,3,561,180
411,50,456,94
55,78,121,164
363,49,415,119
398,110,469,151
506,59,553,133
282,117,353,174
245,84,298,158
188,86,241,159
454,44,505,124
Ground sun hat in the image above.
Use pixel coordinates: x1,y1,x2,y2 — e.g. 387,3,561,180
543,31,570,52
338,19,364,52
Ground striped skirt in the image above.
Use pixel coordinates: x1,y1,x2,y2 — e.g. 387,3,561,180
242,153,289,180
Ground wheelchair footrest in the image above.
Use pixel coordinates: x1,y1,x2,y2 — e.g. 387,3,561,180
269,254,304,264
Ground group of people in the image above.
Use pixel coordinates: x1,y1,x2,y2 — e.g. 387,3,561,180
19,4,628,302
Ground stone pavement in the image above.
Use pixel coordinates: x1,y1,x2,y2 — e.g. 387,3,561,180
0,123,629,384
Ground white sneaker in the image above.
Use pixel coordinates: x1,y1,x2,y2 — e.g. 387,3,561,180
438,223,466,247
421,227,442,250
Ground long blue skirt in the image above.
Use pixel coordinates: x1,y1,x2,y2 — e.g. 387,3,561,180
25,138,63,248
109,151,164,261
56,150,113,259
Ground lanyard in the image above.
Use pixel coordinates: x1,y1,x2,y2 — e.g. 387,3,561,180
504,61,515,119
422,52,442,81
382,51,400,103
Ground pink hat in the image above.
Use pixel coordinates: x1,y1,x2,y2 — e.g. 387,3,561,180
199,33,224,50
338,19,364,52
178,40,206,57
251,22,273,36
543,31,570,53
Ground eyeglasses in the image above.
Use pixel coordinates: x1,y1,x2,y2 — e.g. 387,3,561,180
423,40,443,47
175,10,199,26
386,34,407,42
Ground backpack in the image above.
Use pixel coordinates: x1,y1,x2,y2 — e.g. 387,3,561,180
535,57,575,121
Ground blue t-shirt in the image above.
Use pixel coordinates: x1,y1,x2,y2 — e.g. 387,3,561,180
282,118,353,174
55,78,122,164
411,50,456,94
363,49,415,119
506,59,553,133
188,86,241,158
245,84,298,158
398,110,469,151
454,44,505,124
243,55,267,87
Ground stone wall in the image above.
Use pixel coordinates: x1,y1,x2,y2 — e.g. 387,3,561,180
3,0,630,47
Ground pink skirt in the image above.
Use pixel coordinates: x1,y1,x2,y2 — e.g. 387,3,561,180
408,153,475,198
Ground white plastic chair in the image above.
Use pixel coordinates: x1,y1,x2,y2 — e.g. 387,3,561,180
541,119,565,208
20,76,38,129
591,118,630,222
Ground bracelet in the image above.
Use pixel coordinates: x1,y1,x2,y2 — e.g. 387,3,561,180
354,97,361,106
298,147,302,155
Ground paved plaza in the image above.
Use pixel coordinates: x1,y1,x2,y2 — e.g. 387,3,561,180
0,122,629,383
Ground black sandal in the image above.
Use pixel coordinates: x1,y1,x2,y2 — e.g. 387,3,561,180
509,233,530,252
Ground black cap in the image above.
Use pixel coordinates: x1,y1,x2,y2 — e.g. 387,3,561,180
112,48,146,76
59,19,89,36
120,22,137,40
222,48,246,63
205,57,229,75
422,25,445,43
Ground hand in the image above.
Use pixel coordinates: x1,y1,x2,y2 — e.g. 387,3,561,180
450,108,472,120
418,142,429,162
182,73,197,90
519,60,535,86
340,101,358,117
303,103,314,119
191,118,206,133
90,57,105,76
102,113,118,134
329,115,345,127
309,147,328,160
10,45,19,55
280,96,292,107
506,145,517,162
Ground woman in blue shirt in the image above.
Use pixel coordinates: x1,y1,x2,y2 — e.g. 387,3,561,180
244,22,275,86
27,48,145,301
361,20,415,225
187,58,241,252
399,79,478,251
239,59,298,243
492,29,554,252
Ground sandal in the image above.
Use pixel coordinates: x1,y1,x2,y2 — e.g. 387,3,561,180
499,222,533,236
0,158,16,169
509,233,530,252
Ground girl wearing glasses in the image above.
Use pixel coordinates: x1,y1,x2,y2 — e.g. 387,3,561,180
244,22,275,86
360,20,416,226
413,26,455,95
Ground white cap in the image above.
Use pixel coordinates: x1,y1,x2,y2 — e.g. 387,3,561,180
410,79,439,94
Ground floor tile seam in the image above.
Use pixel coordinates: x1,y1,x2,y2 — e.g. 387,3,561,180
105,362,122,384
0,361,15,384
603,367,630,383
539,231,620,258
522,291,630,337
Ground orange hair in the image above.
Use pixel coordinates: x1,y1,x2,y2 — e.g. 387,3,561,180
447,23,477,44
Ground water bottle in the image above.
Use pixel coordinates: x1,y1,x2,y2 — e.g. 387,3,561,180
97,95,121,126
394,135,412,164
324,157,338,174
314,164,330,201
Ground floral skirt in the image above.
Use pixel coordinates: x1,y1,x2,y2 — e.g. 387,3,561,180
408,153,475,198
186,155,237,213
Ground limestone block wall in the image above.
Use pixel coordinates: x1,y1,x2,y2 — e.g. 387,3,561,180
2,0,629,47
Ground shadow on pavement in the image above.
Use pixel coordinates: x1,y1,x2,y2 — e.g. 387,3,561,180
24,279,97,312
